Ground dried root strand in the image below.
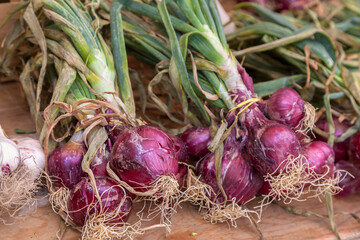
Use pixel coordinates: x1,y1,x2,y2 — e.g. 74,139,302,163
184,169,258,227
303,102,316,132
264,154,342,204
82,214,143,240
202,199,256,228
107,165,181,230
80,185,166,240
0,164,43,223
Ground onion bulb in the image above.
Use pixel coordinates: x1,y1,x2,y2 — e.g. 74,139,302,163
12,136,45,178
264,88,306,128
335,160,360,197
196,131,262,205
0,126,20,176
316,118,350,162
302,141,335,176
48,131,86,188
68,176,132,226
181,126,211,159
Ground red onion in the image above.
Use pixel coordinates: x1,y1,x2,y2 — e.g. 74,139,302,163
316,118,350,162
335,160,360,197
349,131,360,169
68,176,132,226
245,108,301,175
302,141,335,176
47,131,86,188
196,131,262,204
264,88,306,128
169,135,188,187
181,126,211,159
110,125,178,189
90,144,110,177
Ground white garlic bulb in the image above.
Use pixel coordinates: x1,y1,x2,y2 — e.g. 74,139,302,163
11,136,45,177
0,126,20,176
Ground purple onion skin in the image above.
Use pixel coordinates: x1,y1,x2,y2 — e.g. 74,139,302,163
316,118,350,162
68,177,132,226
349,131,360,169
335,160,360,197
48,131,86,189
169,135,189,187
181,126,211,159
110,125,178,189
265,88,305,128
90,145,110,177
107,124,127,144
196,131,262,204
302,141,335,176
237,63,255,94
245,108,301,175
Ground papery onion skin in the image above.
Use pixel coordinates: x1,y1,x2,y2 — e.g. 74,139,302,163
90,145,110,177
349,131,360,169
169,135,188,187
110,125,178,189
181,126,211,159
68,176,132,226
0,137,20,176
245,108,301,175
196,131,262,204
335,160,360,197
316,118,350,162
47,131,86,188
302,141,335,175
265,88,305,128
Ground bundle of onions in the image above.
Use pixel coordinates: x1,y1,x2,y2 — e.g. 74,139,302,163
0,125,45,222
117,0,337,209
8,0,182,237
194,129,262,225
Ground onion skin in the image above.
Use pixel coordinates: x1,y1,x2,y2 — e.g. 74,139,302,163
237,63,255,94
110,125,178,189
12,136,45,177
335,160,360,197
47,131,86,189
264,88,305,128
349,131,360,169
90,145,110,177
0,137,20,176
245,108,301,175
302,141,335,175
316,118,350,162
68,177,132,226
169,135,188,187
181,126,211,159
196,131,262,204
